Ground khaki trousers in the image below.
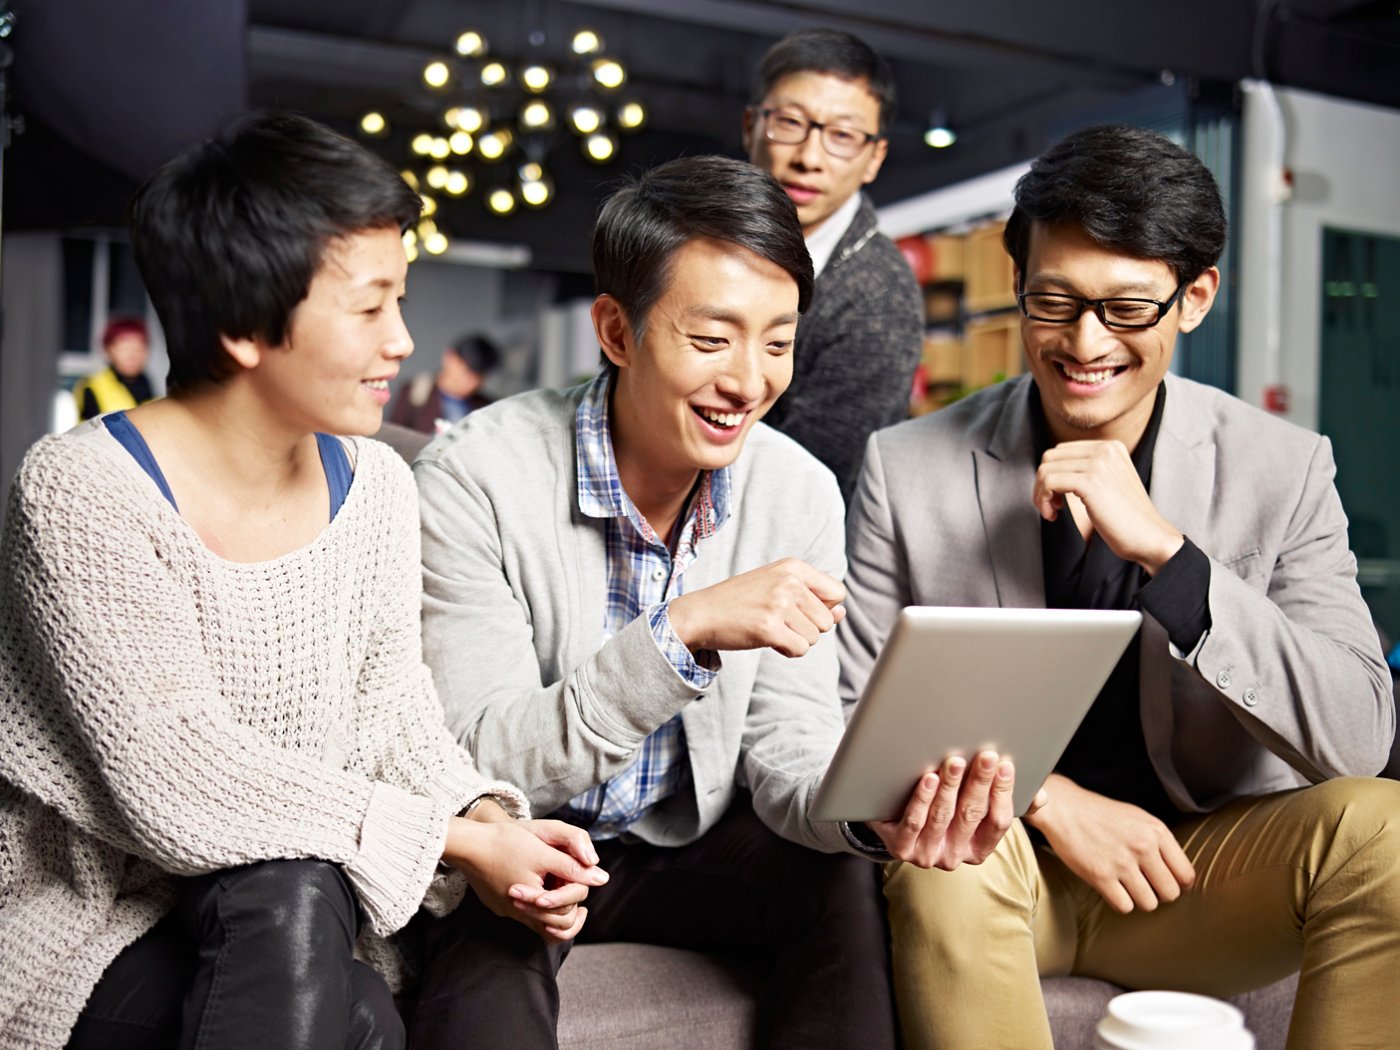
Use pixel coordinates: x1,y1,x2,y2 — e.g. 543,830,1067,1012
884,777,1400,1050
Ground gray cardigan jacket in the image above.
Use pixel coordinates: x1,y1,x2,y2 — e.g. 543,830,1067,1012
764,194,923,502
414,384,857,854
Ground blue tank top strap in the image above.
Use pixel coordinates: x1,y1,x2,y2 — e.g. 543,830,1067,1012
103,410,180,511
316,433,353,520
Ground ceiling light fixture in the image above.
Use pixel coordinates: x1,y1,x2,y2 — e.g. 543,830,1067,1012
367,23,644,242
924,109,956,149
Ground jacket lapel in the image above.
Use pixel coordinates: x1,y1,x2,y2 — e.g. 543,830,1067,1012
972,377,1044,608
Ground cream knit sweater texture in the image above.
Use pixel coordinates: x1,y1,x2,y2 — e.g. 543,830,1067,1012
0,421,526,1049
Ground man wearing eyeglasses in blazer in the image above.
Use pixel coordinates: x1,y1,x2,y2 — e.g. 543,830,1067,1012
840,123,1400,1050
742,28,923,504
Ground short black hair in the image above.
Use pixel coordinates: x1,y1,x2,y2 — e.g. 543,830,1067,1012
591,155,814,341
448,333,501,375
752,28,897,136
1003,124,1227,287
130,110,421,391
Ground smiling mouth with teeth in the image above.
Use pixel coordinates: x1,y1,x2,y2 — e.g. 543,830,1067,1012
696,406,745,429
1058,363,1127,385
362,379,389,391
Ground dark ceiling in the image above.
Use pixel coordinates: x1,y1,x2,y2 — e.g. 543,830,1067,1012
8,0,1400,272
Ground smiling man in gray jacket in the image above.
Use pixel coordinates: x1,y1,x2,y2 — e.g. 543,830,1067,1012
843,125,1400,1050
408,155,1019,1050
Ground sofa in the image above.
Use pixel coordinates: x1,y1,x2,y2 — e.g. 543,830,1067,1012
378,422,1387,1049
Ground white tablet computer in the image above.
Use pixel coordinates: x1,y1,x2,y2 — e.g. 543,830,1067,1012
810,606,1142,823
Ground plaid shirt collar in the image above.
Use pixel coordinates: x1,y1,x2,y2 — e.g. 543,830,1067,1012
575,368,731,542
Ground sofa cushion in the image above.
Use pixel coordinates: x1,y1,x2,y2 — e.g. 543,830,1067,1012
556,943,1299,1050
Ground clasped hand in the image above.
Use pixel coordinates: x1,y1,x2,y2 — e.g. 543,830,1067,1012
443,804,608,942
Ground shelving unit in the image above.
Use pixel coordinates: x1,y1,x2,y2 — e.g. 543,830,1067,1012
898,219,1022,416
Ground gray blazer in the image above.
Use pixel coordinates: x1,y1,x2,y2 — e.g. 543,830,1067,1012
840,373,1393,813
414,384,856,854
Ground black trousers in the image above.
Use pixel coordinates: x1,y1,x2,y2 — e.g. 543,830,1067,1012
409,798,897,1050
67,859,403,1050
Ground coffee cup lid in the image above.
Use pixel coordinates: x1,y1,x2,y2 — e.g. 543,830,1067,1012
1095,991,1255,1050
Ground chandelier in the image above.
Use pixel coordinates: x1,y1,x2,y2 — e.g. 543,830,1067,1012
358,26,646,257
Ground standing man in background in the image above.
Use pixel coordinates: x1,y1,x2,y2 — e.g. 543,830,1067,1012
743,28,923,502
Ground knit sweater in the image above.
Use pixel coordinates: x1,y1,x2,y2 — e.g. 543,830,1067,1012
0,421,526,1050
764,194,923,503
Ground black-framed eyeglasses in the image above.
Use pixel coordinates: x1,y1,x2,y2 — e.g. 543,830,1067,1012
753,107,881,159
1016,281,1189,330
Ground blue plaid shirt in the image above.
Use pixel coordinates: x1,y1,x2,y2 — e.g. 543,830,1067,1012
555,369,730,839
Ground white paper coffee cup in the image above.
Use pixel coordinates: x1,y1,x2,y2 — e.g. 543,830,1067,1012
1094,990,1255,1050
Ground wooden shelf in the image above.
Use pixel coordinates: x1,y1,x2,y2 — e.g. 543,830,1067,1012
963,313,1022,389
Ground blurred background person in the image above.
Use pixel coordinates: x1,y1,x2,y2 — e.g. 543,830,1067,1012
73,316,156,421
390,332,500,435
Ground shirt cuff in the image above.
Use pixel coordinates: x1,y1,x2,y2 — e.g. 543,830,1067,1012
1137,536,1212,653
647,600,720,689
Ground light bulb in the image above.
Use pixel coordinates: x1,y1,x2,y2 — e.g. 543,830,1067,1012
520,100,554,130
591,58,625,90
480,61,508,87
423,60,451,89
455,30,487,57
488,188,517,215
444,171,470,197
569,105,602,135
584,131,617,162
359,111,387,136
617,101,646,131
521,64,552,93
449,131,473,155
571,28,603,55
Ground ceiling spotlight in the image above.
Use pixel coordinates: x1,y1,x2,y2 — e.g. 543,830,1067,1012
423,60,451,89
591,58,626,90
520,174,554,208
404,239,420,263
424,230,450,255
584,131,618,163
419,195,438,216
569,104,602,135
520,100,555,131
429,136,451,160
571,28,603,55
521,64,553,93
455,30,487,57
616,101,646,131
400,169,420,191
518,161,544,183
426,165,450,190
410,133,434,156
477,129,513,161
444,171,471,197
480,61,508,87
449,131,474,155
487,188,517,215
359,111,388,136
923,110,956,148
